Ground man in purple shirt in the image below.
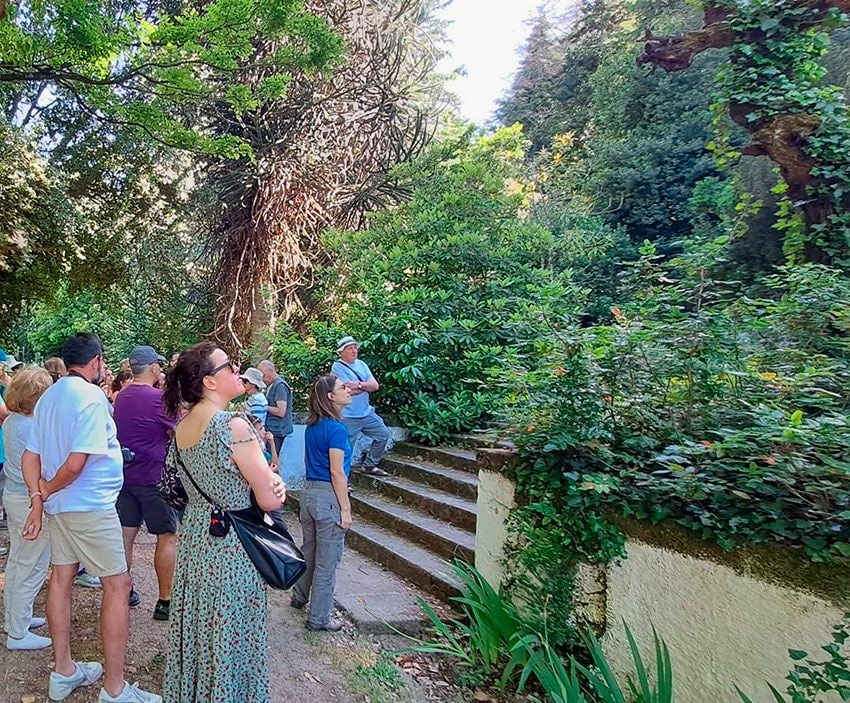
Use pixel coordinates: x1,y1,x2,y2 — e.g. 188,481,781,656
113,346,176,621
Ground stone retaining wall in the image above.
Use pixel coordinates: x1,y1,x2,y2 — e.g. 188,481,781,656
475,472,849,703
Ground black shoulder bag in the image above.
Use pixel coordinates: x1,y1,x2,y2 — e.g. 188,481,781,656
174,447,306,591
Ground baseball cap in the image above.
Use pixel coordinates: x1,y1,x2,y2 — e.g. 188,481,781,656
129,345,166,367
239,367,266,390
335,335,359,353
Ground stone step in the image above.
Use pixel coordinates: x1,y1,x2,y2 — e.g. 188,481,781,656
393,443,479,473
288,492,465,605
350,472,477,531
450,433,516,451
381,454,479,501
344,520,462,604
350,490,475,562
282,508,445,634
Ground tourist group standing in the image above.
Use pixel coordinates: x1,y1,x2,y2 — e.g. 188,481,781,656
0,332,392,702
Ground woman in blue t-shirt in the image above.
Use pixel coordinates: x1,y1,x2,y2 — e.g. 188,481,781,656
291,374,352,631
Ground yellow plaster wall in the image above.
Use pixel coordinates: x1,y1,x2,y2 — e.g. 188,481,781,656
603,540,846,703
474,469,516,590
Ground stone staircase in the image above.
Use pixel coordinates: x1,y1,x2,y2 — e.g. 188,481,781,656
288,432,516,623
344,441,481,602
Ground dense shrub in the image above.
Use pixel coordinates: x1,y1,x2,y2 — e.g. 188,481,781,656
506,239,850,568
265,320,345,410
314,125,621,442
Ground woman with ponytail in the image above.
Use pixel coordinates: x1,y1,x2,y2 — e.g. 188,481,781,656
290,373,353,632
161,342,286,703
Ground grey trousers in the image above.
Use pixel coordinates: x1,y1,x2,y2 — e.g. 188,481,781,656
3,490,50,639
342,411,391,469
292,481,346,627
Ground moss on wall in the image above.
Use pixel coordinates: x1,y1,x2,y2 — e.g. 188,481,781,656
608,514,850,609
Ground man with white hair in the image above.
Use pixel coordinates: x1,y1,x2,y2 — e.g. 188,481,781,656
259,360,293,454
331,336,390,476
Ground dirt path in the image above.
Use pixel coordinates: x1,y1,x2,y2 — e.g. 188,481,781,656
0,523,462,703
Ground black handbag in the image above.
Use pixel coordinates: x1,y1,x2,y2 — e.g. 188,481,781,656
174,447,306,591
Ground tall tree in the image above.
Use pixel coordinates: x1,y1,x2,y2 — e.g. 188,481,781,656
206,0,449,350
640,0,850,263
0,0,340,156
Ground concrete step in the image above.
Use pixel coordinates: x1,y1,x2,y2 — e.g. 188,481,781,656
450,432,516,451
344,520,462,604
350,472,477,531
350,490,475,562
288,492,465,605
283,508,449,634
381,454,479,501
392,443,479,473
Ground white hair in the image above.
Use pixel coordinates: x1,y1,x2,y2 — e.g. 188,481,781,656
259,359,276,372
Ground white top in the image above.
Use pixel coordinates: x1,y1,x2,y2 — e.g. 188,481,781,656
27,375,124,514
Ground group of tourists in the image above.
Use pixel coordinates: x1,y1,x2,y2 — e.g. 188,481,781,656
0,333,392,702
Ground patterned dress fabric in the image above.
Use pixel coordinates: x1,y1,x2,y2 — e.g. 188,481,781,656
162,411,269,703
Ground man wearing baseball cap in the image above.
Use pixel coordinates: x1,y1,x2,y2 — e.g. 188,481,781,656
331,336,391,476
113,345,177,622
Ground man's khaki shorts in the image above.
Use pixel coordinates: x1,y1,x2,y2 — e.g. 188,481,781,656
47,508,128,578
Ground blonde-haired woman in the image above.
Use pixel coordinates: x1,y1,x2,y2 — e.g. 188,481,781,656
3,366,53,650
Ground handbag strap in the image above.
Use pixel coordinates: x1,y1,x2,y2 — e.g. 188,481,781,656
173,444,221,508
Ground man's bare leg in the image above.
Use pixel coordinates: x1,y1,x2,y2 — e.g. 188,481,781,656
48,564,80,677
100,571,131,696
122,526,139,573
154,533,177,601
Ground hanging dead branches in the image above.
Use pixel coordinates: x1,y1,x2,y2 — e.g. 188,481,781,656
207,0,447,351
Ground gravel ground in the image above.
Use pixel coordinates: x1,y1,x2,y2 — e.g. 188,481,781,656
0,520,464,703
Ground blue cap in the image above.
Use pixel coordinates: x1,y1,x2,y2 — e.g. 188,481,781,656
0,348,7,362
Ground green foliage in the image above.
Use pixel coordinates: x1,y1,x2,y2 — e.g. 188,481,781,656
0,120,119,329
716,0,850,262
404,562,674,701
507,236,850,566
348,651,406,703
17,278,203,362
507,622,674,703
497,0,731,249
738,613,850,703
265,321,345,410
0,0,342,157
403,560,522,684
317,125,620,442
407,564,848,702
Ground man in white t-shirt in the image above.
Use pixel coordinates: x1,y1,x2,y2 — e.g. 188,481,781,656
21,333,161,703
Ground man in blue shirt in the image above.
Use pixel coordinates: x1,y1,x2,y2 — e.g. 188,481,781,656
330,336,390,476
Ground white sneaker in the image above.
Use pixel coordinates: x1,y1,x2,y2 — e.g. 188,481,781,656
6,631,52,650
99,681,162,702
74,572,102,588
0,547,7,556
29,616,46,629
48,661,103,701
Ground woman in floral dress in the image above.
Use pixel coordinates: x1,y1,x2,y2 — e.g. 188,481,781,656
162,342,286,703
